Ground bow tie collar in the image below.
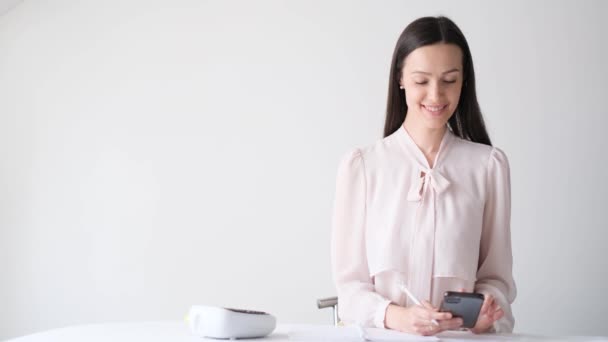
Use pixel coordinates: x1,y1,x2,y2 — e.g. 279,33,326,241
407,168,450,202
395,126,454,202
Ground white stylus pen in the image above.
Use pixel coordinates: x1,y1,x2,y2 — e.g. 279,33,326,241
398,283,439,326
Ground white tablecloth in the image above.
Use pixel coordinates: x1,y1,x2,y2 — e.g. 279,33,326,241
6,322,608,342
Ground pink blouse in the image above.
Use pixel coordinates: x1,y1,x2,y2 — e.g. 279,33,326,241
331,125,516,333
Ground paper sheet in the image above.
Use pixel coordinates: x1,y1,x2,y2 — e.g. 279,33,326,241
287,324,438,341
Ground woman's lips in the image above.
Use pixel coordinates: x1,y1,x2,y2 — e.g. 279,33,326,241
422,104,448,116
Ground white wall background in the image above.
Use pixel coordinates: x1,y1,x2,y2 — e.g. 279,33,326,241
1,0,607,339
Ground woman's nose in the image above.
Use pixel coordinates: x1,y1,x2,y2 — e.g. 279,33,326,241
427,82,443,101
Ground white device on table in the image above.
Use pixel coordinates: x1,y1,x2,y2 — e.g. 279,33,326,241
187,305,276,339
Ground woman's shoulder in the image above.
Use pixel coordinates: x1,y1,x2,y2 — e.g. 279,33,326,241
452,133,506,154
339,134,400,167
450,135,509,169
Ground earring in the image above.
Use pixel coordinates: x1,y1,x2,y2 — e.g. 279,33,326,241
399,85,404,89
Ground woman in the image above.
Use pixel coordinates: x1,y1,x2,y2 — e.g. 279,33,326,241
331,16,516,335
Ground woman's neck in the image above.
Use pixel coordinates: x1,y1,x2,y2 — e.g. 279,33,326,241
403,116,447,167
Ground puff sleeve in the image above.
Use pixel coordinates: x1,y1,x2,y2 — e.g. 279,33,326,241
331,149,391,328
475,147,517,333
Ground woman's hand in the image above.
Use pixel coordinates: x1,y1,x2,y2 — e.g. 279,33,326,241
471,293,504,334
384,302,463,336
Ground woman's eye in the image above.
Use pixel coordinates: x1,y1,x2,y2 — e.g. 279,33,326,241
443,80,457,84
415,81,428,85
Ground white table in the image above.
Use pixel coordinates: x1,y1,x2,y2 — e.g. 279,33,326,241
6,321,608,342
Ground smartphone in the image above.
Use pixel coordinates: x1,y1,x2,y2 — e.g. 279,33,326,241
439,291,484,328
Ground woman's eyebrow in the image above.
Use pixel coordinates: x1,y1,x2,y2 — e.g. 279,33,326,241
411,68,461,75
442,68,460,74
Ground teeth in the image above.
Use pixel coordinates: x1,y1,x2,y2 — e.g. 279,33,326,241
424,105,445,112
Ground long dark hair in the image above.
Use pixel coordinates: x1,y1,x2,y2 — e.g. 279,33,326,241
384,16,492,146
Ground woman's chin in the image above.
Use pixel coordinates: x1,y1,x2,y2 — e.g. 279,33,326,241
422,116,450,129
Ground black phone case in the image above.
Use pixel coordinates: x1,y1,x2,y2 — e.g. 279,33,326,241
439,291,485,328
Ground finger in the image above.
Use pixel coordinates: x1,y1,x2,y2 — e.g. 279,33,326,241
492,303,503,314
413,320,441,336
420,301,453,320
487,301,500,316
485,296,496,315
458,288,467,292
421,300,438,311
426,309,452,321
414,319,437,328
438,317,464,331
479,294,494,315
492,308,504,321
421,326,439,336
414,307,452,322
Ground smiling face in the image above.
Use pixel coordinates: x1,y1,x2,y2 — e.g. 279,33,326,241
400,43,464,130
